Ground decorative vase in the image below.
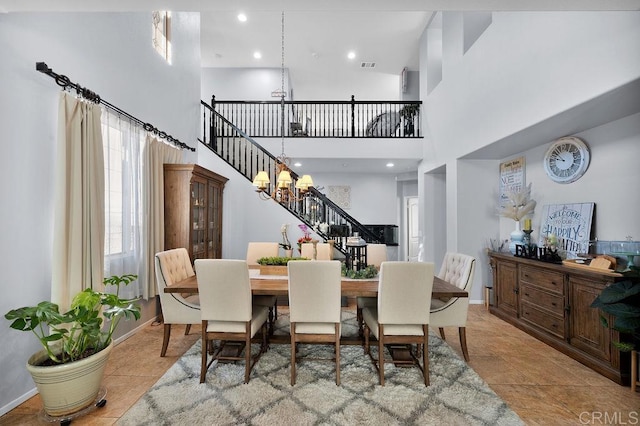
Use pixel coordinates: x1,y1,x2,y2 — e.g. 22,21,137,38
509,221,525,254
26,342,112,417
284,249,293,258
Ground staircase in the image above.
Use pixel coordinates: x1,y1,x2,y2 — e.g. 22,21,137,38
199,100,381,258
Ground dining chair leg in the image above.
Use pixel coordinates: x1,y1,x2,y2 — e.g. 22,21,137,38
267,306,275,336
459,327,470,362
378,324,385,386
244,323,251,384
423,325,429,386
439,327,445,340
364,325,370,354
200,332,207,383
161,323,172,357
290,323,296,386
357,307,363,336
185,324,191,335
335,323,341,386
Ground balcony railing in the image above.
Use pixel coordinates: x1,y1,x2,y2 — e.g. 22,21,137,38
208,95,421,139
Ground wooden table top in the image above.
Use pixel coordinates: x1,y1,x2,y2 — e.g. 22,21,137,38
165,274,468,298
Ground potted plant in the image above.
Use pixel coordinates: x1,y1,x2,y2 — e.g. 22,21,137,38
399,103,420,136
4,274,140,418
590,279,640,352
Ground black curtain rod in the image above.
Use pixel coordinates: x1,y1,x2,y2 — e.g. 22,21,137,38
36,62,195,152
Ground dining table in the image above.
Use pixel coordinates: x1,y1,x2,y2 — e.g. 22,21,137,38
165,272,468,346
164,273,468,299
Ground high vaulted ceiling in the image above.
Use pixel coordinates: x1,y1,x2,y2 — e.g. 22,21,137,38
2,1,639,173
2,1,639,100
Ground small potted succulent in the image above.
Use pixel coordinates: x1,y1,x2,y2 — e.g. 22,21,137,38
4,274,140,417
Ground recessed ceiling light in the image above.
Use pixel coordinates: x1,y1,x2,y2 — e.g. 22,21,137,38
253,51,262,59
294,162,302,167
237,13,247,22
386,162,395,168
347,51,356,60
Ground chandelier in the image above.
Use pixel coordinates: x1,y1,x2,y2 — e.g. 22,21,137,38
252,11,313,202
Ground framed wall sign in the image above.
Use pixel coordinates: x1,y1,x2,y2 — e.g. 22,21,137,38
499,156,525,203
538,203,595,259
328,185,351,210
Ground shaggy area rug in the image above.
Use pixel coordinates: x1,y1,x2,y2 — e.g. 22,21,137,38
118,311,522,425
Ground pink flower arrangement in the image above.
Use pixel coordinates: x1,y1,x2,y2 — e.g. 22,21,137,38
297,224,313,248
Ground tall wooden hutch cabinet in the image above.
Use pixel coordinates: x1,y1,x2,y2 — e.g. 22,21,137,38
163,164,228,262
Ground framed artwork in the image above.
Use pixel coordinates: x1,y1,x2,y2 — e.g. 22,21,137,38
328,185,351,210
538,203,595,259
499,156,525,203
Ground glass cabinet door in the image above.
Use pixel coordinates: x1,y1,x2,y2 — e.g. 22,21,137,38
191,179,206,260
207,184,221,258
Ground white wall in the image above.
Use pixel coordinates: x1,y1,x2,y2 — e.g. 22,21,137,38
201,67,289,102
0,11,201,414
501,113,640,243
419,11,640,303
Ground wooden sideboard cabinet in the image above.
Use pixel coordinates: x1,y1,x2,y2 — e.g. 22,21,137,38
489,252,632,385
164,164,228,262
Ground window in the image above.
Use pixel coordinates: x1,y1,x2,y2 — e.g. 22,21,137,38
152,11,172,64
102,110,143,298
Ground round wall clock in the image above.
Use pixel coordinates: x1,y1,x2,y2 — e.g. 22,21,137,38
543,136,590,184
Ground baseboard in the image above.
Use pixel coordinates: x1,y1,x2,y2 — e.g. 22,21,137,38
0,388,38,417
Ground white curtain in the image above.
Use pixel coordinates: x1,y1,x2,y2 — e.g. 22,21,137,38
51,92,105,311
141,135,182,299
102,110,144,300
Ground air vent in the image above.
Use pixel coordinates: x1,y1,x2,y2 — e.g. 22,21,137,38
360,62,376,68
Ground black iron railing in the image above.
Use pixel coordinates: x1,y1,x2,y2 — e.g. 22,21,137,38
209,95,421,139
199,101,381,257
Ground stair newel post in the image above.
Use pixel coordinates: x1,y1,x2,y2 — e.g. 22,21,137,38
350,95,355,137
210,95,217,151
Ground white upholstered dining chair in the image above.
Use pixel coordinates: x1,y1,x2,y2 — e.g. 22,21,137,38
430,252,476,362
155,248,201,357
356,243,387,334
300,242,333,260
315,242,333,260
300,242,314,259
194,259,269,384
288,260,342,385
363,261,434,386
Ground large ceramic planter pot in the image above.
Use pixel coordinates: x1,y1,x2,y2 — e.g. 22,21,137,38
26,342,112,417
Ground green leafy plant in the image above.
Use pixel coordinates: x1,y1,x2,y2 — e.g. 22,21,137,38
590,279,640,352
341,264,379,279
257,256,309,266
5,274,141,365
399,104,420,120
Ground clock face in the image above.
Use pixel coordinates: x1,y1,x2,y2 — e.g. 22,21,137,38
543,137,590,184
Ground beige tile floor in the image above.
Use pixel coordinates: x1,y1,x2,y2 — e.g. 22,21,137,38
1,304,638,425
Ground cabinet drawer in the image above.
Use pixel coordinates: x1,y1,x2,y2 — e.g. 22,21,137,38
521,301,565,339
519,266,564,295
520,284,564,317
